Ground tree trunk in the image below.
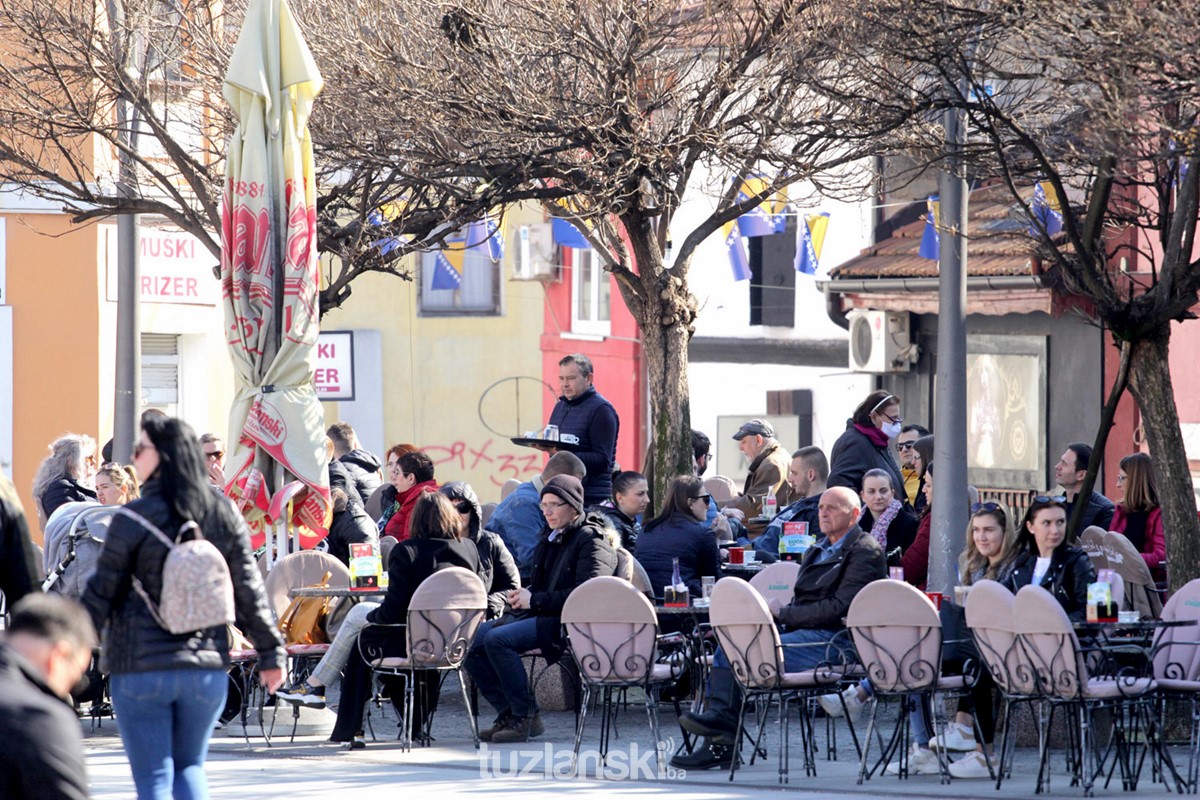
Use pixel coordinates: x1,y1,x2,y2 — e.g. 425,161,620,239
1127,328,1200,592
1069,338,1130,540
641,307,695,504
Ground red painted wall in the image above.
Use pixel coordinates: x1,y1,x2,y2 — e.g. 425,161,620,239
541,248,644,480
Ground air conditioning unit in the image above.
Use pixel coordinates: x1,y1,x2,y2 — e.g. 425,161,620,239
847,310,917,373
513,223,555,281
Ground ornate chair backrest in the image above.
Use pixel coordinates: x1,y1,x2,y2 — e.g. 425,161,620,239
709,576,785,691
965,580,1032,695
1104,531,1162,618
749,561,800,606
846,579,942,695
405,567,487,669
1013,584,1086,700
262,551,351,622
1152,578,1200,683
562,576,660,684
704,476,736,504
500,479,521,500
1079,526,1109,571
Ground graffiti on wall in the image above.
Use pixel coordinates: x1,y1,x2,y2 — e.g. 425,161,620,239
422,438,543,487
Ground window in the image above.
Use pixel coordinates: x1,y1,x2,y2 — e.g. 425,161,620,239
569,248,610,336
141,333,179,416
418,243,501,315
748,216,797,327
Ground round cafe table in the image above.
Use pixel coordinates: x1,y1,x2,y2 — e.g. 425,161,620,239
288,586,386,599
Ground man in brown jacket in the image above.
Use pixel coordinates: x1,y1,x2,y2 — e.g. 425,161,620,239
727,419,793,538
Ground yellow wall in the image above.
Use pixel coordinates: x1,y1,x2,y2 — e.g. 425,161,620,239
320,209,550,505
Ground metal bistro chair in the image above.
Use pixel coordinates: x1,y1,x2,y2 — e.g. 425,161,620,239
1014,584,1161,795
847,579,974,785
1150,578,1200,792
708,576,848,783
562,576,683,775
357,567,487,751
963,579,1036,790
748,560,800,606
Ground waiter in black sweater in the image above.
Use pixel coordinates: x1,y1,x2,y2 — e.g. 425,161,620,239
545,354,620,507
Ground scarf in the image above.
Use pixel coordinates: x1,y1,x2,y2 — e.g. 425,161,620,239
854,422,890,448
869,498,903,549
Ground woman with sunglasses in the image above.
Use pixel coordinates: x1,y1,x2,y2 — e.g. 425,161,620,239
439,481,520,620
1004,495,1096,622
829,390,907,501
937,501,1020,778
635,475,722,601
82,416,285,799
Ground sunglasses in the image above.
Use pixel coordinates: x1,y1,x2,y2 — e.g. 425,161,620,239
896,442,916,451
132,442,153,458
691,494,712,502
1031,495,1067,505
453,501,473,514
970,501,1003,514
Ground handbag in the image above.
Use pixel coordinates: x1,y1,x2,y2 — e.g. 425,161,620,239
278,571,333,645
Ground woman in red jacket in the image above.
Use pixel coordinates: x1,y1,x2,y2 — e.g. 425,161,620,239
382,451,439,543
1110,452,1166,584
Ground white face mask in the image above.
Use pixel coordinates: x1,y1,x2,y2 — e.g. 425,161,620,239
881,420,903,440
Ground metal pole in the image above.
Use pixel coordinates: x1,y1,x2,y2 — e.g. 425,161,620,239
109,0,141,463
929,95,970,596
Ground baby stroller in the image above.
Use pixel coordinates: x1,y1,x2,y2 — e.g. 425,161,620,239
43,502,114,723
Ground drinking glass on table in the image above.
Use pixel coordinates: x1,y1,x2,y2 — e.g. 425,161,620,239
701,576,716,601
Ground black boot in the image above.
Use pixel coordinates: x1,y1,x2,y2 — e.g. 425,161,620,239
669,739,739,770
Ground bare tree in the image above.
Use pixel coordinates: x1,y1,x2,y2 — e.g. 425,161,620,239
821,0,1200,588
309,0,908,494
0,0,502,311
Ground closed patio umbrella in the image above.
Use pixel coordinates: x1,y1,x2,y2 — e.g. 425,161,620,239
219,0,329,552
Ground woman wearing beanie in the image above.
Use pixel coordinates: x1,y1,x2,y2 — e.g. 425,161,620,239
465,475,618,743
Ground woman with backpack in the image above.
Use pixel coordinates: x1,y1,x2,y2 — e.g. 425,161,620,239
82,416,285,800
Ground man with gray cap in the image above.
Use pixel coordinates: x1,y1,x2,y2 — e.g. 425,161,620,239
467,474,617,744
727,418,793,538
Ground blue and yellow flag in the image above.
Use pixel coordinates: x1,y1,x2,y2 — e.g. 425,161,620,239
918,196,940,260
551,217,590,249
795,212,830,275
467,215,505,261
734,176,788,238
724,221,750,282
431,244,464,290
1030,182,1063,237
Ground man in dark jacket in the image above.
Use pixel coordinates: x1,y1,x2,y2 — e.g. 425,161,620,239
0,594,96,800
751,446,828,560
676,487,886,769
1055,443,1115,533
328,422,384,507
546,354,620,506
466,475,617,743
1,470,40,604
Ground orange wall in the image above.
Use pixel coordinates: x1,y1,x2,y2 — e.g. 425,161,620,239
6,213,102,540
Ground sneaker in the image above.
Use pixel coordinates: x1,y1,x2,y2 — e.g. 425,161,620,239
948,750,993,779
669,741,739,770
276,681,326,708
885,743,942,776
478,712,513,743
491,716,533,744
817,686,867,719
929,721,978,752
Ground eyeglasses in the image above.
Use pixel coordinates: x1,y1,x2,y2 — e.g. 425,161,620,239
132,441,153,458
204,450,225,461
896,442,916,451
970,502,1002,514
691,494,711,502
1031,495,1067,505
882,412,903,425
539,500,567,513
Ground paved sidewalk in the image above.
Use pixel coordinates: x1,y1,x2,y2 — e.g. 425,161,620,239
83,688,1193,798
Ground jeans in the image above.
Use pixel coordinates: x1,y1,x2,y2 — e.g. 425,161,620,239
310,601,380,687
109,668,227,800
706,627,850,719
466,617,540,719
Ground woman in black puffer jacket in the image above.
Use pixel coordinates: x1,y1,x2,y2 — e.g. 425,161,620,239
440,481,520,619
82,416,284,800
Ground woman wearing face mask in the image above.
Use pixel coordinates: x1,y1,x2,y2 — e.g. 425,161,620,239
828,390,907,501
592,471,650,553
